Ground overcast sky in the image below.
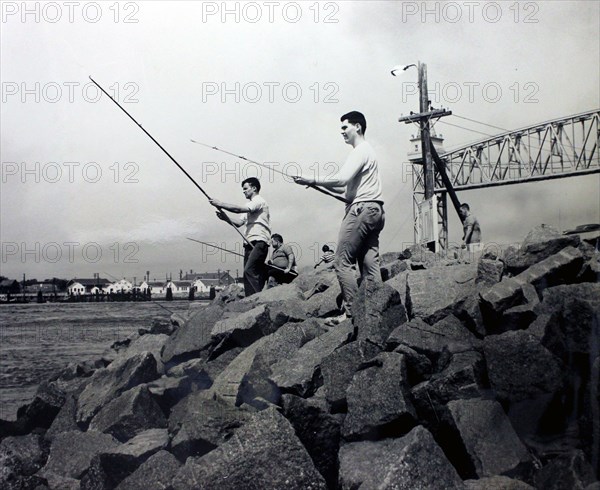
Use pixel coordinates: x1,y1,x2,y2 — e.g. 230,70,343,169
1,0,599,282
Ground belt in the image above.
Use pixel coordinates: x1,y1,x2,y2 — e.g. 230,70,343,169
352,200,384,207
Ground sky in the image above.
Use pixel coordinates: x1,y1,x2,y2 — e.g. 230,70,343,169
1,0,599,282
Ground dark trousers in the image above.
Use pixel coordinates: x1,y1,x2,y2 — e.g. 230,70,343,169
243,241,268,296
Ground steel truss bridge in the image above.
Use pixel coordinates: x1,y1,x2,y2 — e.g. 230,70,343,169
412,109,600,250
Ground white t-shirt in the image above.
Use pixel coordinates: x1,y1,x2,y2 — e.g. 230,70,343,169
240,194,271,243
322,141,383,209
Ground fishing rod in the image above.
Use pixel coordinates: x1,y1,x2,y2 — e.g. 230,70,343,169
186,237,244,257
190,139,350,205
88,76,252,248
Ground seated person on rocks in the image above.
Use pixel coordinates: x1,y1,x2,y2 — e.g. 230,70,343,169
267,233,298,287
314,244,336,269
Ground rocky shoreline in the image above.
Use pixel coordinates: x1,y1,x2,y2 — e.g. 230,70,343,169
1,225,598,489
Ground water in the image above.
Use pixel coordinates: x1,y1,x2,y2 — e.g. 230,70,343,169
0,301,195,421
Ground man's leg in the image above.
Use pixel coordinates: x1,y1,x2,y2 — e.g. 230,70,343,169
358,203,385,280
334,207,360,318
244,241,268,296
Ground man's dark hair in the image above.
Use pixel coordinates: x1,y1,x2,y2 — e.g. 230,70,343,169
242,177,261,193
460,203,470,211
341,111,367,135
322,244,330,252
271,233,283,243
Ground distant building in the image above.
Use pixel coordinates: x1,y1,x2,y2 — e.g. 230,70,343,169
104,279,133,294
67,278,111,295
183,271,234,289
139,281,167,295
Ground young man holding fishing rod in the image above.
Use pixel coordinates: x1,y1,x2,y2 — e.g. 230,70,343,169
209,177,271,297
294,111,385,326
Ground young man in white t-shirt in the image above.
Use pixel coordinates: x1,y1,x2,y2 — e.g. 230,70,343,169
294,111,385,325
209,177,271,296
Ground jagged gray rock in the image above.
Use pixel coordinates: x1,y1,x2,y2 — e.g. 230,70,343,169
353,276,408,345
269,320,354,396
170,407,327,489
161,303,225,364
406,264,478,319
342,352,416,441
114,450,181,490
45,394,79,442
76,352,159,426
484,330,565,402
386,315,477,364
321,340,382,411
445,399,531,478
281,394,342,488
338,425,465,489
503,225,580,274
476,258,504,286
536,283,600,355
38,430,119,480
480,246,584,318
112,333,170,374
0,434,48,482
168,394,251,462
88,385,167,442
80,428,169,489
210,304,274,354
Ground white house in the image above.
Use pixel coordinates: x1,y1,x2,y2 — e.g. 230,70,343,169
191,279,210,293
104,279,133,294
139,281,167,295
67,281,85,295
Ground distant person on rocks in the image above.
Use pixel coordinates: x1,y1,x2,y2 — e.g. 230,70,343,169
294,111,384,326
460,203,482,252
314,244,335,269
266,233,298,287
210,177,271,297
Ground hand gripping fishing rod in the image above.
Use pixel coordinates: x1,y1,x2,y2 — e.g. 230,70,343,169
190,140,350,205
88,76,253,248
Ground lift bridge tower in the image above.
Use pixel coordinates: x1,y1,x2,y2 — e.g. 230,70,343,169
395,64,600,252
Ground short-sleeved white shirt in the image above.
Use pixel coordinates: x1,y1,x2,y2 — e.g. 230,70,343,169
240,194,271,243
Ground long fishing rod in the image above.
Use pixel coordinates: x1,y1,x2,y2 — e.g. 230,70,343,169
190,139,350,205
186,237,244,257
88,76,252,248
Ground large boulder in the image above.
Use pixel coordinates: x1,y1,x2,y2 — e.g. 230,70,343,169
15,381,66,431
76,352,159,426
38,430,119,480
112,334,170,374
386,315,478,365
207,319,327,406
405,264,478,320
353,276,408,345
80,428,169,489
338,425,465,489
44,394,80,442
114,450,181,490
238,283,305,308
0,434,48,487
342,352,416,441
484,330,566,403
480,246,584,319
536,283,600,355
161,303,225,365
269,320,354,397
209,304,273,355
444,399,531,479
320,340,382,411
503,225,580,274
88,385,167,442
281,394,342,488
170,407,327,489
168,394,251,462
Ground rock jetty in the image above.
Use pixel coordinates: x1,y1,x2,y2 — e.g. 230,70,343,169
1,225,599,489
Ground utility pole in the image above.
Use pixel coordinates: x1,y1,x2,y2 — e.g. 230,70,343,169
397,61,452,251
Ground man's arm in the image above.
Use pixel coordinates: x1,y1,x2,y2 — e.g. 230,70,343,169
209,198,248,214
294,147,365,188
215,209,245,227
